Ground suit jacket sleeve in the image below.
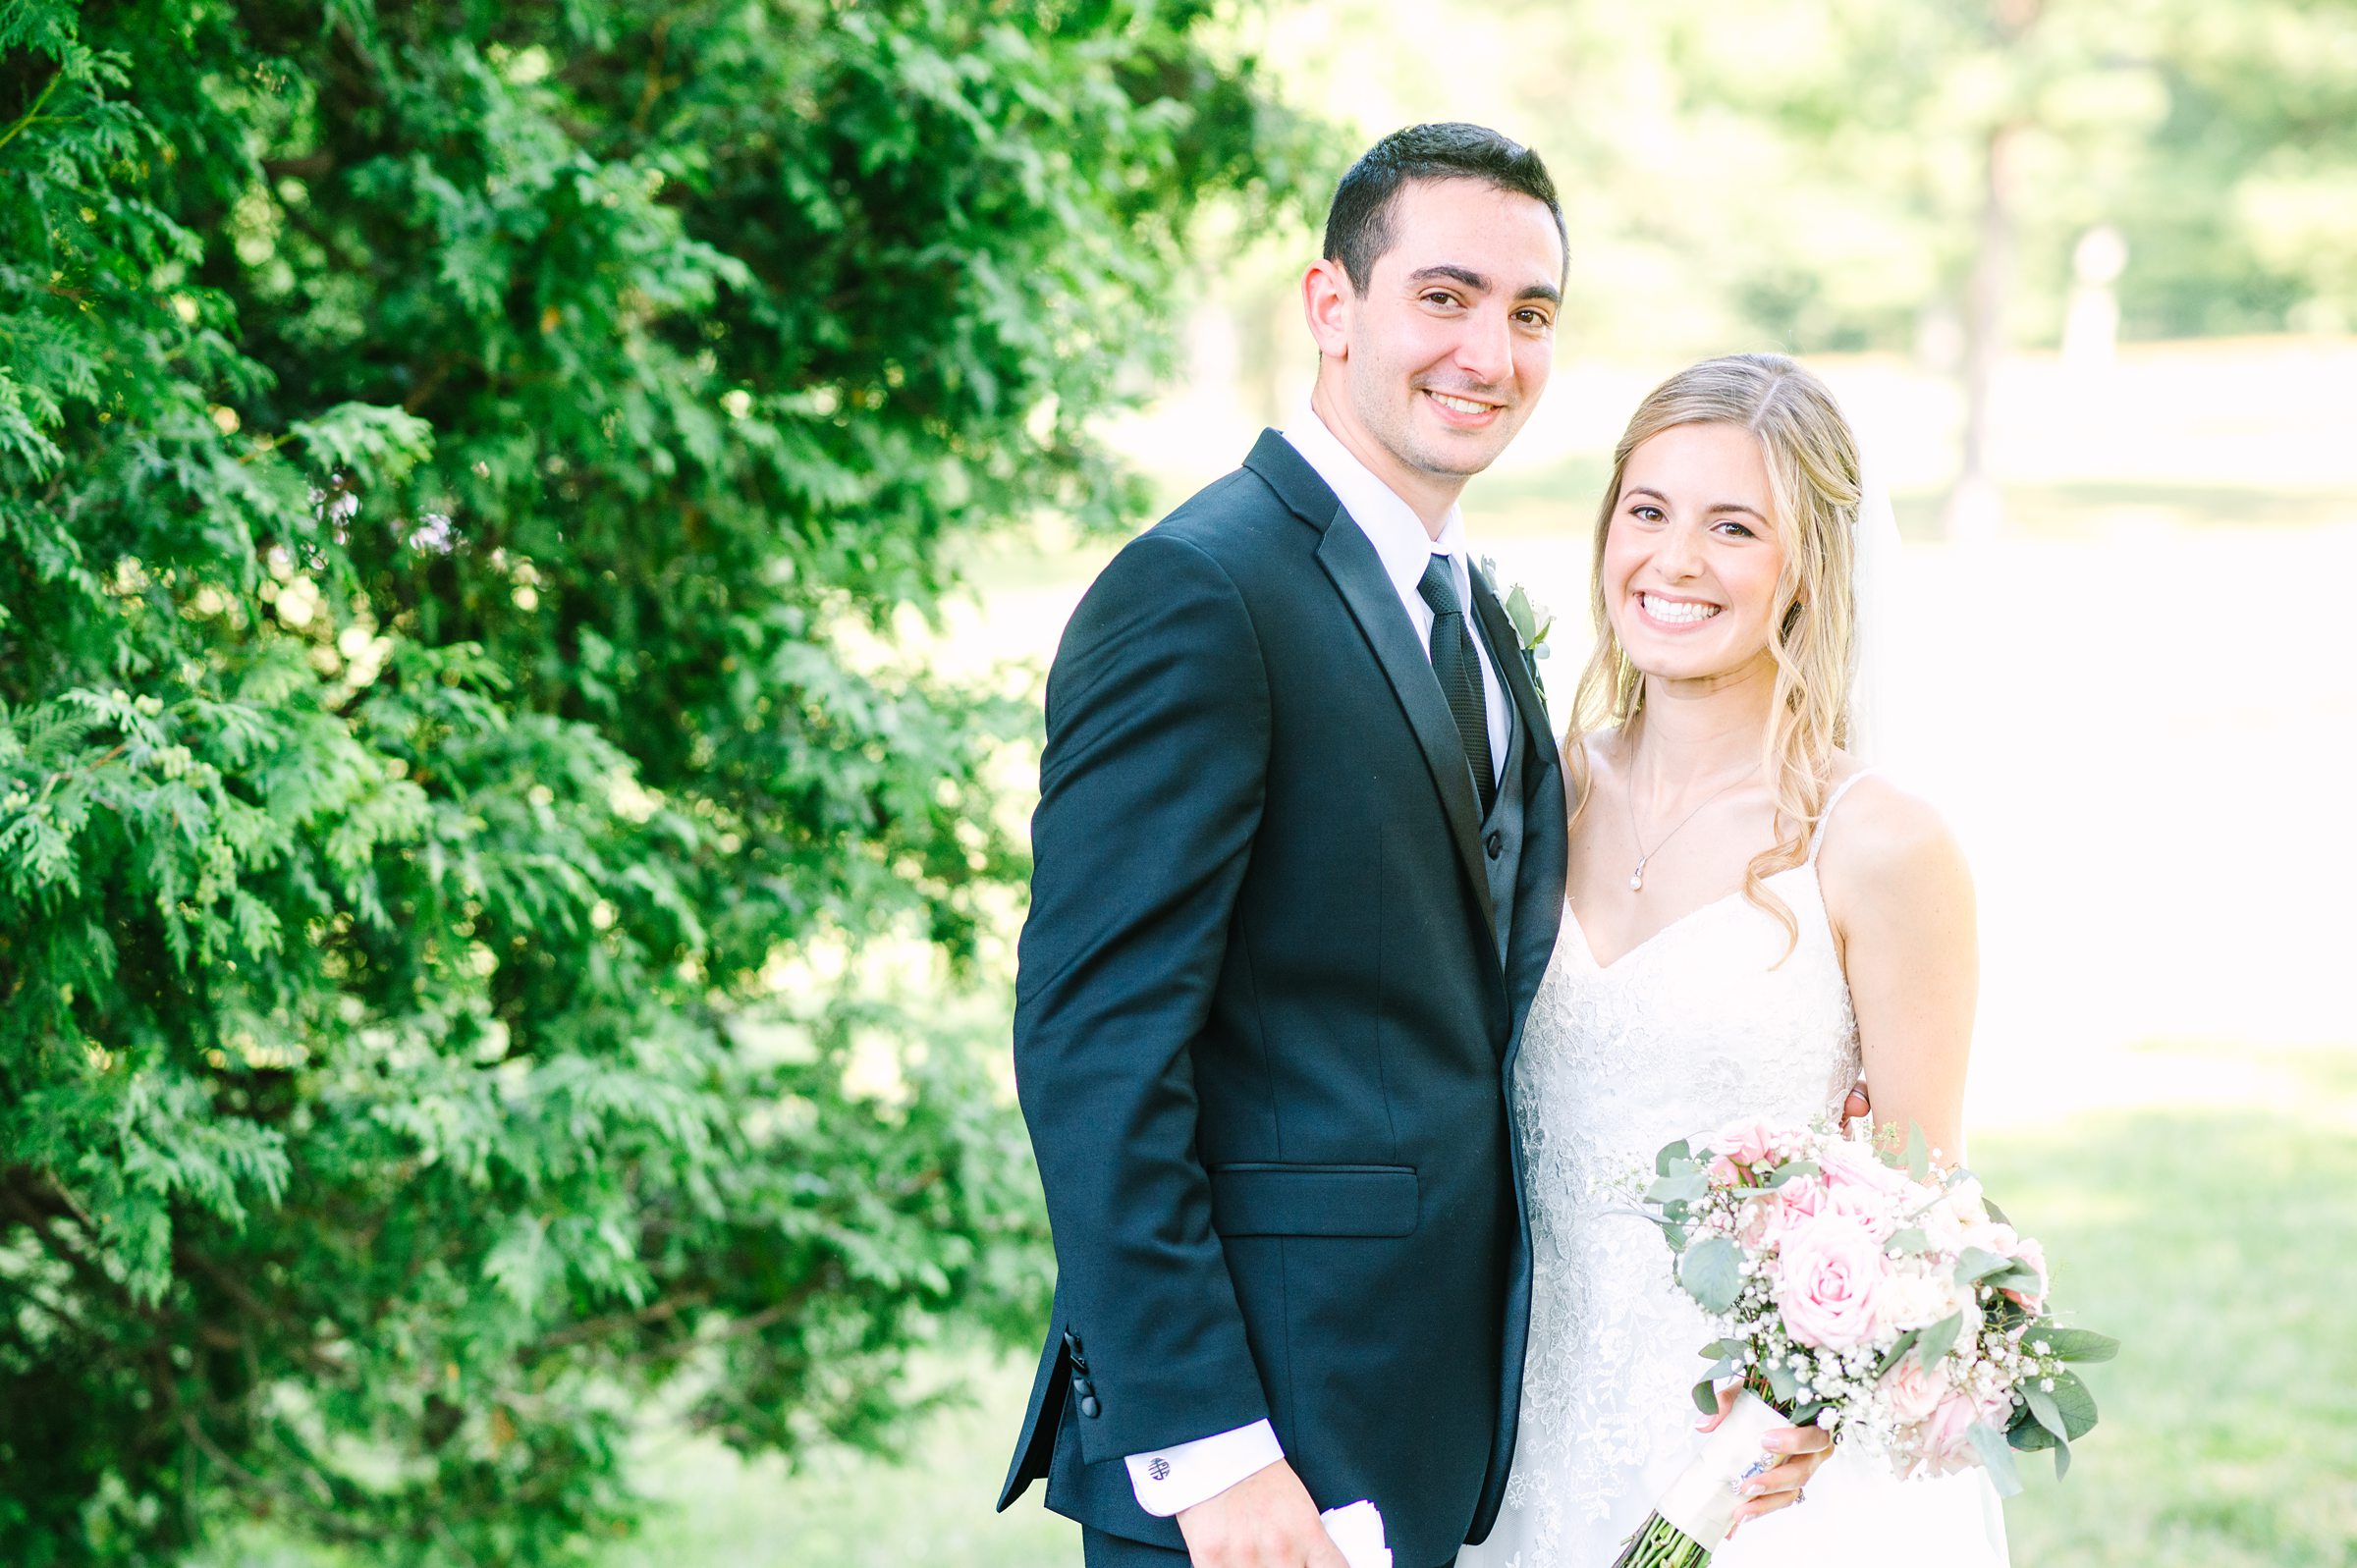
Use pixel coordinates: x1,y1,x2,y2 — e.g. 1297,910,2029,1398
1014,530,1274,1466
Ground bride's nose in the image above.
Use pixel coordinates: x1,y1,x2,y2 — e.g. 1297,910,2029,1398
1654,520,1708,579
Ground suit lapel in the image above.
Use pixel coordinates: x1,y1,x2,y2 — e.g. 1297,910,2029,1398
1314,517,1497,937
1243,431,1500,941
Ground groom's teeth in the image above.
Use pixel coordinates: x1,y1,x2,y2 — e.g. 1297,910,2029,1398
1642,594,1720,624
1429,392,1492,414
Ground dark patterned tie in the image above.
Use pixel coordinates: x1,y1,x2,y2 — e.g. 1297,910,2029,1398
1417,555,1496,818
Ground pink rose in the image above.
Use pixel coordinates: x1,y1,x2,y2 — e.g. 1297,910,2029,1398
1736,1191,1783,1248
1774,1212,1892,1352
1959,1217,2022,1283
1706,1116,1783,1169
1818,1136,1912,1199
1880,1352,1950,1426
1816,1142,1908,1238
2001,1234,2049,1314
1920,1389,1982,1468
1705,1154,1745,1188
1742,1176,1829,1250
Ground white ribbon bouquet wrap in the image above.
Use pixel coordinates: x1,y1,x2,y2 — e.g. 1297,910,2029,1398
1610,1118,2117,1568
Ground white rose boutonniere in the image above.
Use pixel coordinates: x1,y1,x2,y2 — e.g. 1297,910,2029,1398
1479,556,1556,700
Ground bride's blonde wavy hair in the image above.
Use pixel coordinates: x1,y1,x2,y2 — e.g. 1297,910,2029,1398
1566,352,1863,959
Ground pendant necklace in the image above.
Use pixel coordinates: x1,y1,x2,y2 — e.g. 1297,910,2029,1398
1623,761,1754,892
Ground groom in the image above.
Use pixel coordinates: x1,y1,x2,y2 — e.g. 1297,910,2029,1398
999,126,1823,1568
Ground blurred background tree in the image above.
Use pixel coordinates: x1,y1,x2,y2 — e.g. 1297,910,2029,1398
0,1,1317,1563
1247,0,2357,531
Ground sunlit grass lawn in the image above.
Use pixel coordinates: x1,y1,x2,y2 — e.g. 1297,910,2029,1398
1973,1046,2357,1568
603,1044,2356,1568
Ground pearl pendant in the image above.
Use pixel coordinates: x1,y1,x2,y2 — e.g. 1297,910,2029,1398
1628,861,1647,892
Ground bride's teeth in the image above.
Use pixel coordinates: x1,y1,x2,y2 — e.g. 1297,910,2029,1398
1642,594,1720,624
1429,392,1490,414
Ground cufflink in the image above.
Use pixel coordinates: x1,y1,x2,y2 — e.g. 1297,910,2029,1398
1147,1457,1172,1483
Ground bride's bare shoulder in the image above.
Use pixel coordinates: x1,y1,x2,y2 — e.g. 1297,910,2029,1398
1818,760,1972,905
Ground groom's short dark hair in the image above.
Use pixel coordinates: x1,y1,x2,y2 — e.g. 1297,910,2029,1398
1324,123,1566,295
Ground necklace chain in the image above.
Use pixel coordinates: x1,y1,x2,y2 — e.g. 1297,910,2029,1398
1622,757,1754,892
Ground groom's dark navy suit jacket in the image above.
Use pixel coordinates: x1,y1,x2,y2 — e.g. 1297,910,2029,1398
999,433,1568,1566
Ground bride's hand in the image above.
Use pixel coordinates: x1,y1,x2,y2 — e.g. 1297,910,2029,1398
1697,1384,1836,1535
1840,1080,1872,1130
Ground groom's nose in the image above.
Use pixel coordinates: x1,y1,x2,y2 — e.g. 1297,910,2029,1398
1450,304,1516,389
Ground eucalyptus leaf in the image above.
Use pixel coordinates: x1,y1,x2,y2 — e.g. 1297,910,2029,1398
1657,1138,1693,1176
1873,1328,1923,1378
1955,1247,2017,1285
1764,1160,1821,1190
1905,1121,1932,1181
1967,1421,2026,1497
2038,1328,2120,1364
1679,1236,1745,1313
2009,1417,2061,1453
2046,1371,2101,1438
1917,1311,1964,1367
2023,1384,2069,1442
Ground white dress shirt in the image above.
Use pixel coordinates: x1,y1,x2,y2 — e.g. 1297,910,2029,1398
1122,408,1509,1518
1285,402,1510,781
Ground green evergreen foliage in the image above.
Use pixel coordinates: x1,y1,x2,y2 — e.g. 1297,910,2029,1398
0,4,1316,1561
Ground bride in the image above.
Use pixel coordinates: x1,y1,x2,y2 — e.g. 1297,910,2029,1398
1467,354,2009,1567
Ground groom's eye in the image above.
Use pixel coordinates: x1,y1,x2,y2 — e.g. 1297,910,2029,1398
1421,290,1462,310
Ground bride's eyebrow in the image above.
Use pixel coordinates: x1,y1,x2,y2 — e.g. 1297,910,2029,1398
1620,487,1767,521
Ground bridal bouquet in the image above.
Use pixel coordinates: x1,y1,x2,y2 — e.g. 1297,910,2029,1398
1611,1118,2115,1568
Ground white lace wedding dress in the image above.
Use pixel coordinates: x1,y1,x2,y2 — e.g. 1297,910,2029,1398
1465,774,2008,1568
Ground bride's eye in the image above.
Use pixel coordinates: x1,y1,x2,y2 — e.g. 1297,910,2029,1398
1628,504,1666,524
1714,519,1758,539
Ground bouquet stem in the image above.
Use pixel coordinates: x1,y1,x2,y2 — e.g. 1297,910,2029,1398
1610,1510,1714,1568
1609,1391,1785,1568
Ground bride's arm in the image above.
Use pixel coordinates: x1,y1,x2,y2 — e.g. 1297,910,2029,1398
1819,777,1979,1162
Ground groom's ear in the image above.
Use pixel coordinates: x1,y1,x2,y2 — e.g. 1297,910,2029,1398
1301,257,1355,360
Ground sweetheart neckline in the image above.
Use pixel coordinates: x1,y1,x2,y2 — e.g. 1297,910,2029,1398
1563,863,1822,973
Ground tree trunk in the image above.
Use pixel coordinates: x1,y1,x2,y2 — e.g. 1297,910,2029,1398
1946,117,2024,544
1946,0,2045,544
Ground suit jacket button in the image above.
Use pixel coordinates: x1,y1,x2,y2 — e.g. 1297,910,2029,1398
1485,830,1504,858
1078,1394,1103,1419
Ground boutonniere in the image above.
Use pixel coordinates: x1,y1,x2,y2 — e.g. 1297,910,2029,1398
1478,556,1556,699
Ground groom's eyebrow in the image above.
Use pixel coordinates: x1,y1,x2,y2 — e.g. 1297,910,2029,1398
1407,265,1562,307
1407,264,1492,293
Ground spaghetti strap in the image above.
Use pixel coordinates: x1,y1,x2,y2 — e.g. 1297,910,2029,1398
1807,769,1877,862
